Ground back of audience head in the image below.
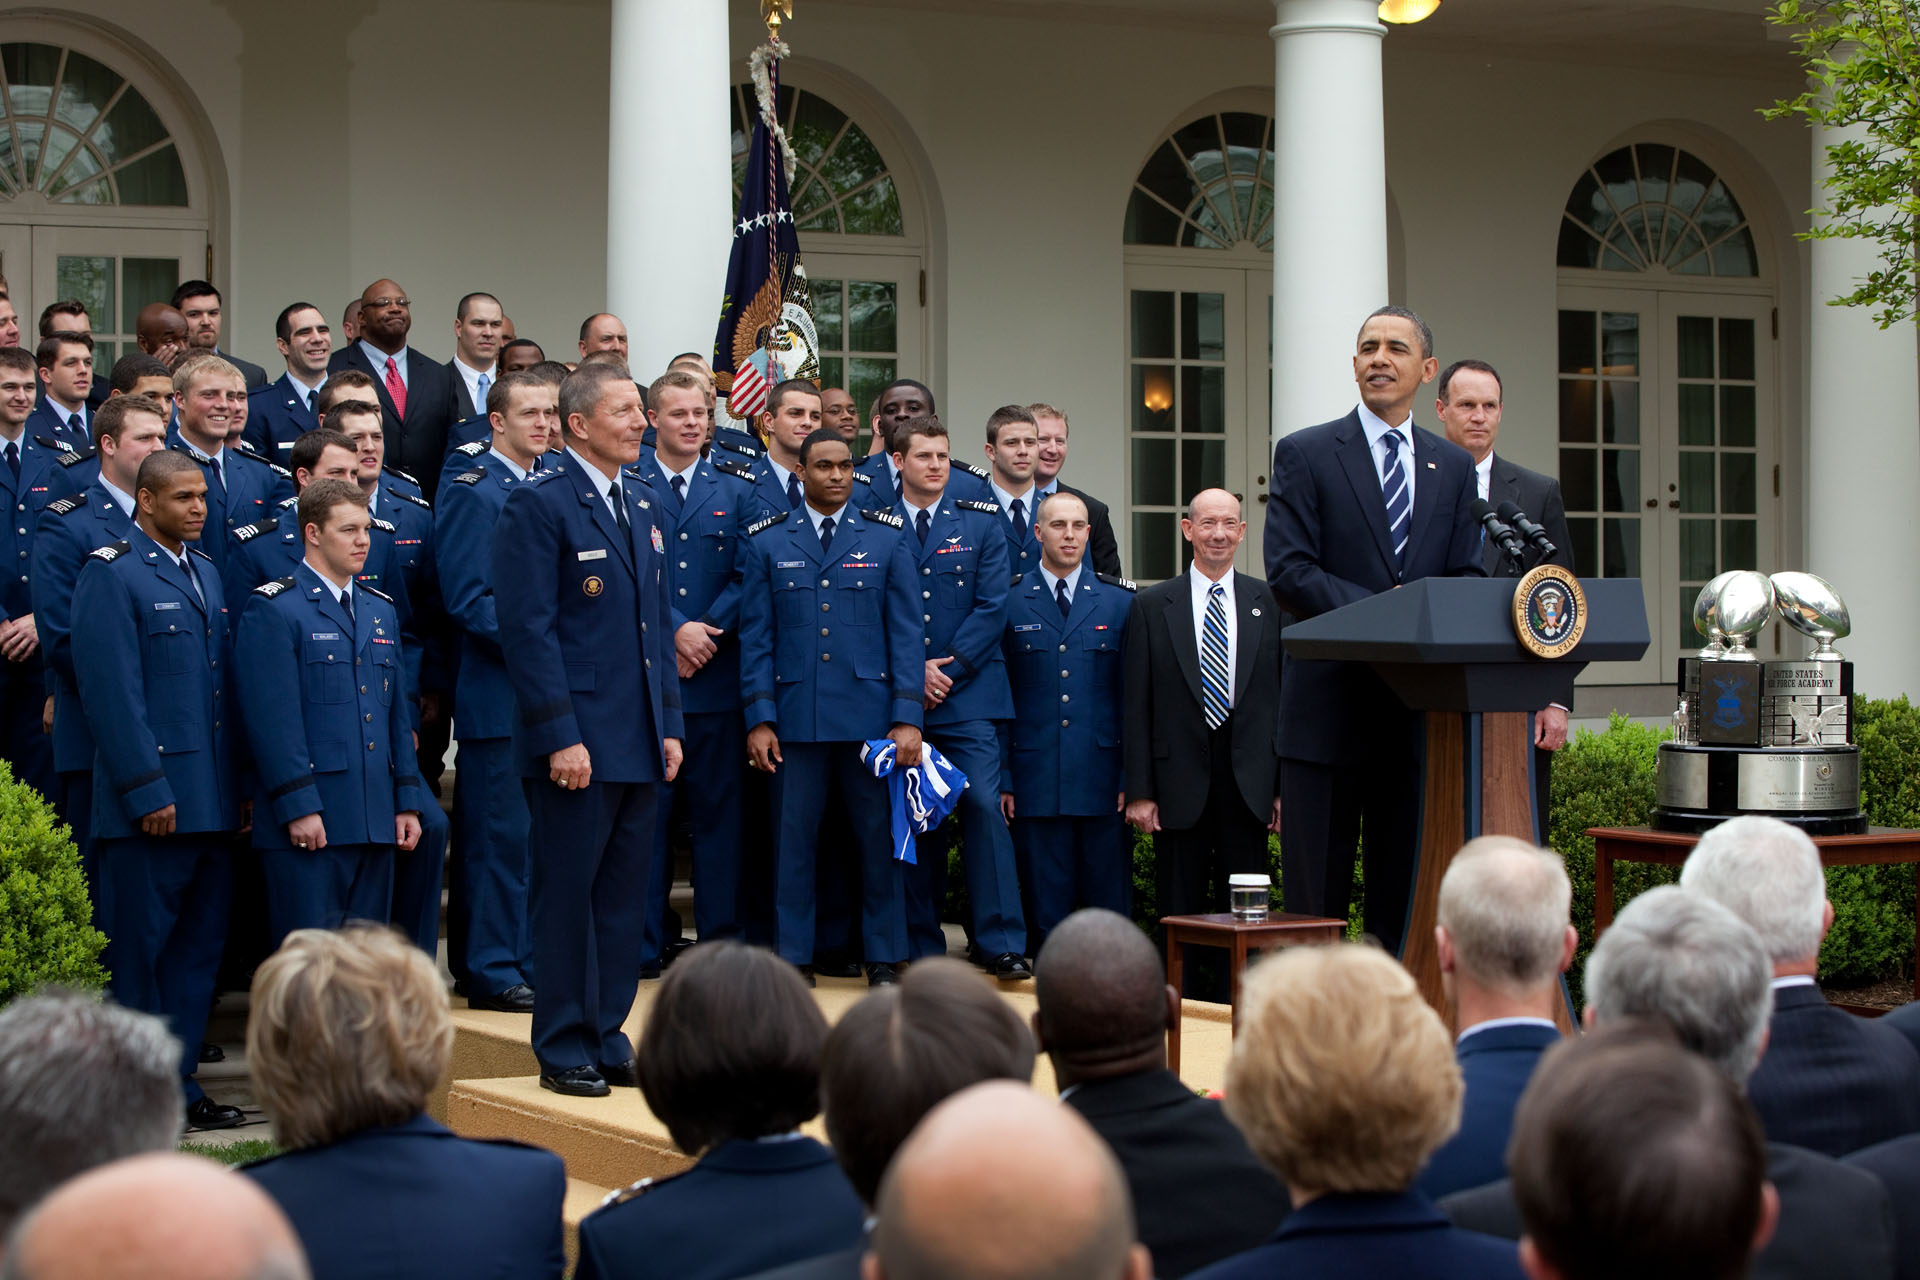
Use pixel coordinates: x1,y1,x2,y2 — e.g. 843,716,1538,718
1033,909,1175,1086
1680,815,1829,970
822,956,1036,1205
1508,1022,1775,1280
2,1153,309,1280
1437,836,1576,1018
1582,885,1771,1085
866,1081,1150,1280
1226,943,1461,1200
0,991,184,1240
637,940,828,1155
247,925,452,1151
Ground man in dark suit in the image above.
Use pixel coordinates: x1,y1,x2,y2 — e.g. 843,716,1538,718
1681,815,1920,1156
1030,403,1123,578
172,281,268,390
1124,489,1282,955
1263,306,1483,954
1417,837,1573,1199
243,302,331,463
327,279,458,497
446,292,503,421
1034,908,1289,1277
1847,1135,1920,1280
1440,886,1898,1280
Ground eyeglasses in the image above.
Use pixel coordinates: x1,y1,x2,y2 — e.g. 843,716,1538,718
366,297,410,310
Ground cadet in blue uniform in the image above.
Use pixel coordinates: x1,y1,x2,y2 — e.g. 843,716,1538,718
27,333,96,451
629,370,758,966
740,379,881,520
223,430,363,597
0,347,79,799
1000,490,1134,949
981,405,1044,580
243,302,329,463
436,371,555,1011
890,417,1030,976
235,479,428,943
740,420,926,986
853,378,991,505
168,355,295,571
33,394,169,890
71,451,243,1130
493,364,684,1098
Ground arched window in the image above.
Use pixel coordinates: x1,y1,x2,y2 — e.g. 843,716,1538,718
1557,143,1755,278
0,41,189,206
730,83,902,236
1124,112,1275,250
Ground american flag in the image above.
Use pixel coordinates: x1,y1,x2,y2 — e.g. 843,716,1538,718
727,349,773,421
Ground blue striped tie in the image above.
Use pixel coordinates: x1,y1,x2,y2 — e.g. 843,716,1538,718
1201,582,1231,730
1380,429,1410,569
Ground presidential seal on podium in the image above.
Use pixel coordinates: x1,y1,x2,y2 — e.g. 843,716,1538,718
1512,562,1587,660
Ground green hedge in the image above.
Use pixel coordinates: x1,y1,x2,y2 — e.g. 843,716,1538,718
0,762,106,1003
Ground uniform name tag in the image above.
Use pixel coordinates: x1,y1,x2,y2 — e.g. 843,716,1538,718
776,560,806,569
578,549,608,561
1013,624,1042,633
152,601,182,611
311,632,340,640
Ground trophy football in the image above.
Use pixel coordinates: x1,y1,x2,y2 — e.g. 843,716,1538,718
1654,570,1865,834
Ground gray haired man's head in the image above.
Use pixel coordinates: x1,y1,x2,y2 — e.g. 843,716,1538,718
1680,816,1830,968
1436,836,1574,998
0,991,184,1237
1583,886,1772,1085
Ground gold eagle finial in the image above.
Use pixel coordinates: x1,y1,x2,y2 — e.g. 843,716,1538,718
761,0,793,39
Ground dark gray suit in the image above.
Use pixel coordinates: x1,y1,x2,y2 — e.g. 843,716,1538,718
1849,1134,1920,1280
1747,983,1920,1157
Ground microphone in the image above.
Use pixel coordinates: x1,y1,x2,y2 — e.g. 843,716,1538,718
1496,501,1559,558
1470,499,1527,562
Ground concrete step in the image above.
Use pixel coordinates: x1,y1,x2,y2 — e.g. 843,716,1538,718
564,1178,613,1262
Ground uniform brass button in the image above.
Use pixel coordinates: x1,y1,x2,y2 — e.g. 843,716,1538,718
922,567,930,576
1061,694,1070,703
820,628,830,636
644,658,651,668
820,579,829,588
923,614,931,623
821,603,830,612
922,590,931,599
1058,644,1067,652
169,624,177,632
368,742,376,750
1061,670,1070,678
365,713,373,723
678,561,687,569
361,686,368,694
678,587,687,596
679,532,688,541
1061,719,1070,727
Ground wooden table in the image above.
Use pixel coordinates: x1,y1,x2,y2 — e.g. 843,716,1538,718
1589,826,1920,999
1160,911,1347,1075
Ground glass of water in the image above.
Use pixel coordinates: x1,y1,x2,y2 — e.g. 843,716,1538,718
1229,874,1270,921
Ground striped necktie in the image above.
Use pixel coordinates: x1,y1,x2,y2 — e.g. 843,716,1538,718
1201,582,1230,730
1380,429,1410,569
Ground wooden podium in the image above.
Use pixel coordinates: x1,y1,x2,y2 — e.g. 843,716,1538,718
1280,577,1650,1025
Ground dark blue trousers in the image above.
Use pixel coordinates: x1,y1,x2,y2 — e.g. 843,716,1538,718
98,834,231,1104
1013,811,1131,952
263,842,394,945
390,800,449,955
525,778,656,1074
57,770,96,911
641,711,745,965
453,737,532,995
0,651,53,800
906,719,1027,960
771,741,905,967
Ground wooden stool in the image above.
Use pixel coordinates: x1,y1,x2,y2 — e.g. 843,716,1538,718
1160,912,1347,1076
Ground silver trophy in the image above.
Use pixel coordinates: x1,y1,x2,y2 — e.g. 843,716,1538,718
1770,572,1850,663
1712,571,1775,662
1692,570,1741,657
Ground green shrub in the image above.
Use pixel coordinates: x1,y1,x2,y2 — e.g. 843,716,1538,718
0,762,106,1003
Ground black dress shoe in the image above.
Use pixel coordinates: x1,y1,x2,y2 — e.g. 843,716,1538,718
662,937,697,966
795,964,817,988
598,1058,639,1088
468,984,536,1013
965,942,990,969
865,962,901,987
186,1097,245,1130
813,958,862,979
638,962,663,981
992,953,1034,980
198,1041,225,1064
539,1066,610,1098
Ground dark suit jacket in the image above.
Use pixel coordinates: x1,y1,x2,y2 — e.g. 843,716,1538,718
242,1113,566,1280
327,342,457,498
1123,569,1283,830
737,1243,863,1280
1748,982,1920,1157
1263,410,1483,766
1439,1141,1897,1280
448,358,491,419
219,348,269,391
1189,1190,1523,1280
1055,480,1123,578
1878,999,1920,1061
1065,1070,1290,1278
1849,1134,1920,1280
1416,1021,1561,1200
1481,452,1574,579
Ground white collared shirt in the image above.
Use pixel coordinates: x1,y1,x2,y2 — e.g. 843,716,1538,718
361,340,407,387
567,446,623,521
453,356,494,415
304,558,355,605
901,493,940,524
100,477,136,518
1456,1015,1558,1046
1474,452,1493,502
487,447,529,482
286,370,324,412
1357,401,1417,510
1771,975,1817,991
989,478,1036,527
805,500,850,543
1040,563,1083,605
1189,564,1236,708
658,457,700,496
366,484,380,517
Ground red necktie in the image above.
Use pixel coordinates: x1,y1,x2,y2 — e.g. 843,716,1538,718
384,355,407,419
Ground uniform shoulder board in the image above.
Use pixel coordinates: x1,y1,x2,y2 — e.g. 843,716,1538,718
171,439,214,465
231,441,269,463
383,464,420,485
1010,573,1025,587
371,516,397,534
747,513,786,536
712,458,755,482
597,1168,689,1208
33,433,63,453
267,461,294,480
452,468,486,486
56,446,97,468
455,440,487,458
358,584,394,605
45,496,83,516
955,499,999,515
958,461,991,479
89,540,130,563
254,576,295,598
275,495,299,511
850,470,873,486
189,544,216,564
232,518,278,543
862,507,904,529
715,431,762,457
1097,573,1138,592
395,490,432,510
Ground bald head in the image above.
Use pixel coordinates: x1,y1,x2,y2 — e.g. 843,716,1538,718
5,1154,308,1280
867,1082,1149,1280
134,305,187,361
1033,909,1174,1085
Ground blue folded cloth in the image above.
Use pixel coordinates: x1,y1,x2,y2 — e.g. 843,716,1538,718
859,738,967,864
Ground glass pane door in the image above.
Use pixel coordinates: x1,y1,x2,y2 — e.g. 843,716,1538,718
31,226,203,368
1244,278,1273,573
804,252,922,456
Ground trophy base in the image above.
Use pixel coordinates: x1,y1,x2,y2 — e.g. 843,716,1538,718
1652,742,1866,836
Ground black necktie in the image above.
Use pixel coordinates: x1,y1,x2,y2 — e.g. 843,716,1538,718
180,555,204,607
915,507,930,545
671,474,687,505
68,413,85,442
613,483,631,534
819,515,835,556
1011,496,1027,543
1056,578,1072,619
786,471,802,509
4,442,17,479
340,588,354,622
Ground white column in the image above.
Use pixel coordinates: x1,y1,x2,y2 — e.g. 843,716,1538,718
606,0,733,380
1269,0,1389,440
1804,119,1920,700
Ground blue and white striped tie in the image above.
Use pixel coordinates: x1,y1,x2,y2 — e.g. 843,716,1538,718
1201,582,1231,730
1380,429,1411,569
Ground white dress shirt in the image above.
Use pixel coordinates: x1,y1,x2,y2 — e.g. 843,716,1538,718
657,457,699,497
1357,401,1416,510
1189,564,1237,709
487,447,529,482
805,500,850,544
1456,1015,1558,1046
566,446,624,522
1040,562,1083,607
1474,452,1493,502
453,357,494,416
100,476,136,518
361,340,407,388
989,478,1037,527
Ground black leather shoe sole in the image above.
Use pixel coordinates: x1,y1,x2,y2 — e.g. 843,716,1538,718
813,959,862,979
598,1059,640,1088
198,1041,225,1063
186,1098,245,1130
467,985,536,1013
540,1067,610,1098
866,963,901,987
992,953,1034,980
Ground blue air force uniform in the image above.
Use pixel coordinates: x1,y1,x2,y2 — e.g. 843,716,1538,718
31,482,134,887
235,565,429,944
742,457,878,523
1000,567,1135,945
857,453,994,505
243,373,321,464
0,430,78,797
989,484,1044,579
896,495,1025,961
493,451,684,1076
167,431,295,571
630,452,757,957
71,528,239,1104
436,450,541,998
739,502,925,966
